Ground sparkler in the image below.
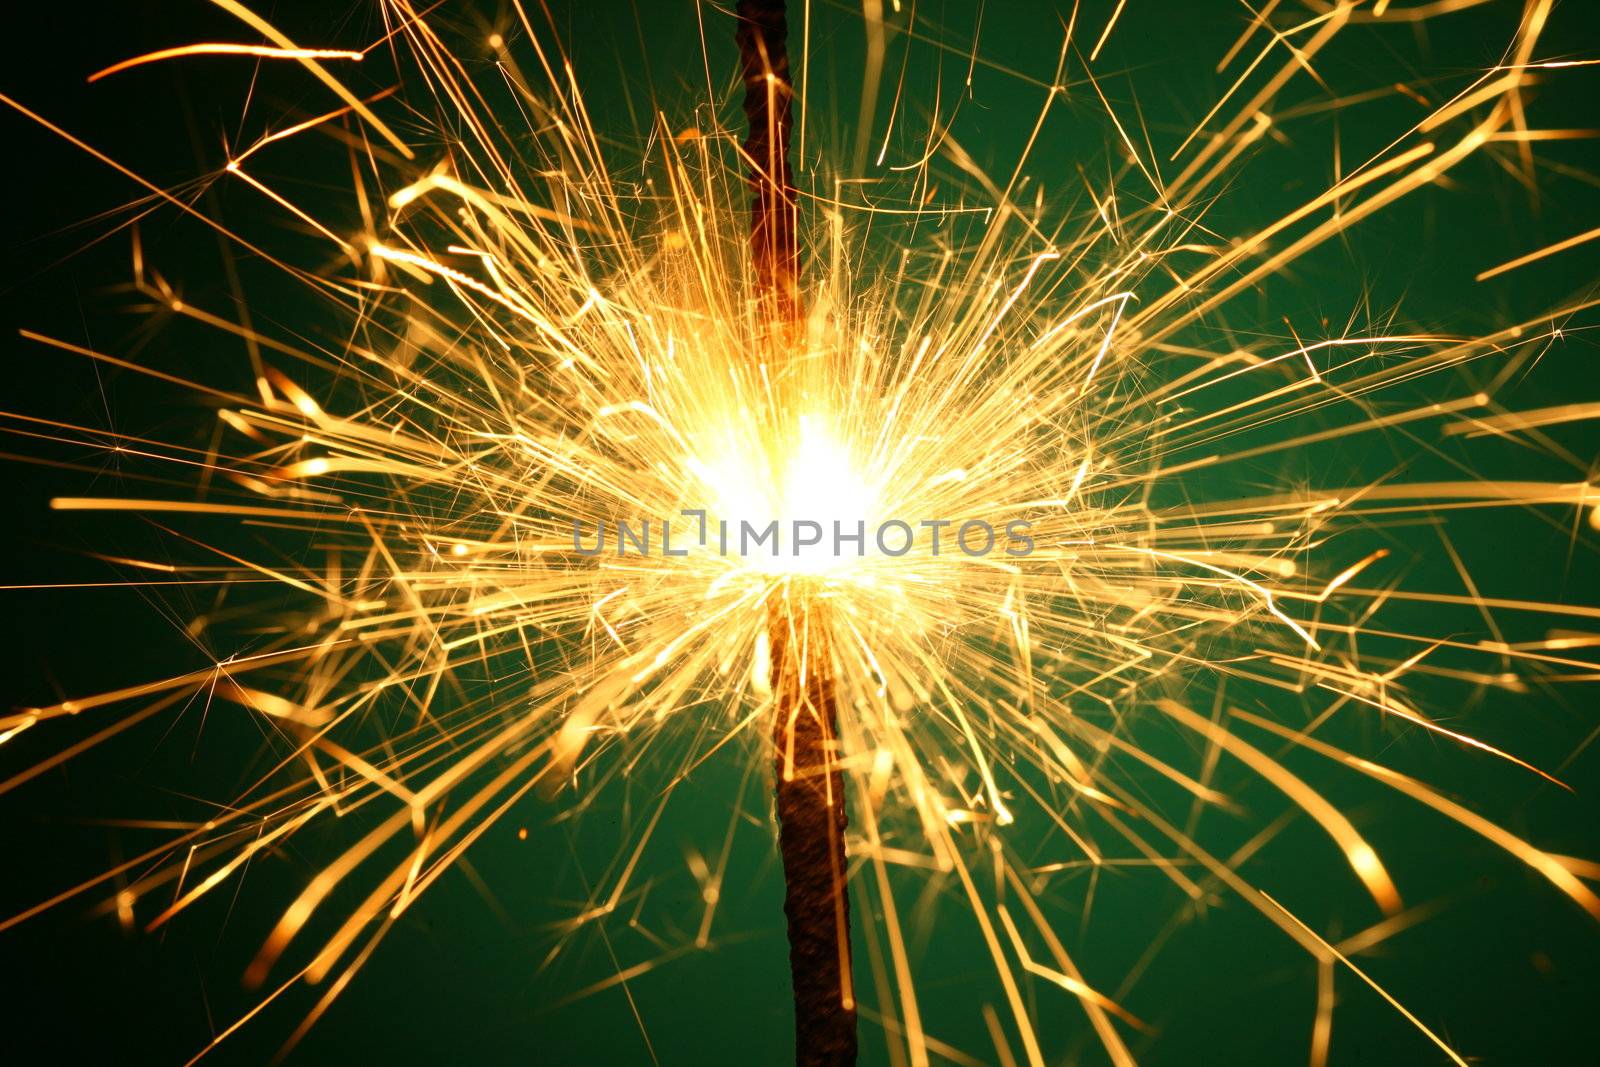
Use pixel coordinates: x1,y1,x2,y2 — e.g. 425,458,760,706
0,1,1597,1063
736,1,858,1063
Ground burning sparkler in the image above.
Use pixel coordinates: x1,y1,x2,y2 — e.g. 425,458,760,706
737,1,858,1063
1,0,1598,1063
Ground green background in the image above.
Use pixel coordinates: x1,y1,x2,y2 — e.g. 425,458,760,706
1,2,1598,1064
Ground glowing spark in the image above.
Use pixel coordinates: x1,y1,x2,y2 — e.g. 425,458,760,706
87,43,364,83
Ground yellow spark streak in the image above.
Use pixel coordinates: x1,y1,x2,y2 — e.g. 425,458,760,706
1261,893,1468,1067
208,0,414,159
1117,545,1322,649
996,905,1145,1029
1236,712,1600,921
1444,402,1600,436
1309,956,1335,1067
1157,700,1401,915
1315,685,1570,790
213,680,332,727
87,43,365,83
1475,224,1600,281
226,163,357,255
1087,0,1128,63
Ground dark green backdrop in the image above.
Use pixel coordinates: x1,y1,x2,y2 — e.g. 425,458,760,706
1,2,1597,1064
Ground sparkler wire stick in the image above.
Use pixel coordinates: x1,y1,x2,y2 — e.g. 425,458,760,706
737,1,858,1063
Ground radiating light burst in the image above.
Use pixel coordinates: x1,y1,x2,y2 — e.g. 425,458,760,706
1,1,1598,1064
